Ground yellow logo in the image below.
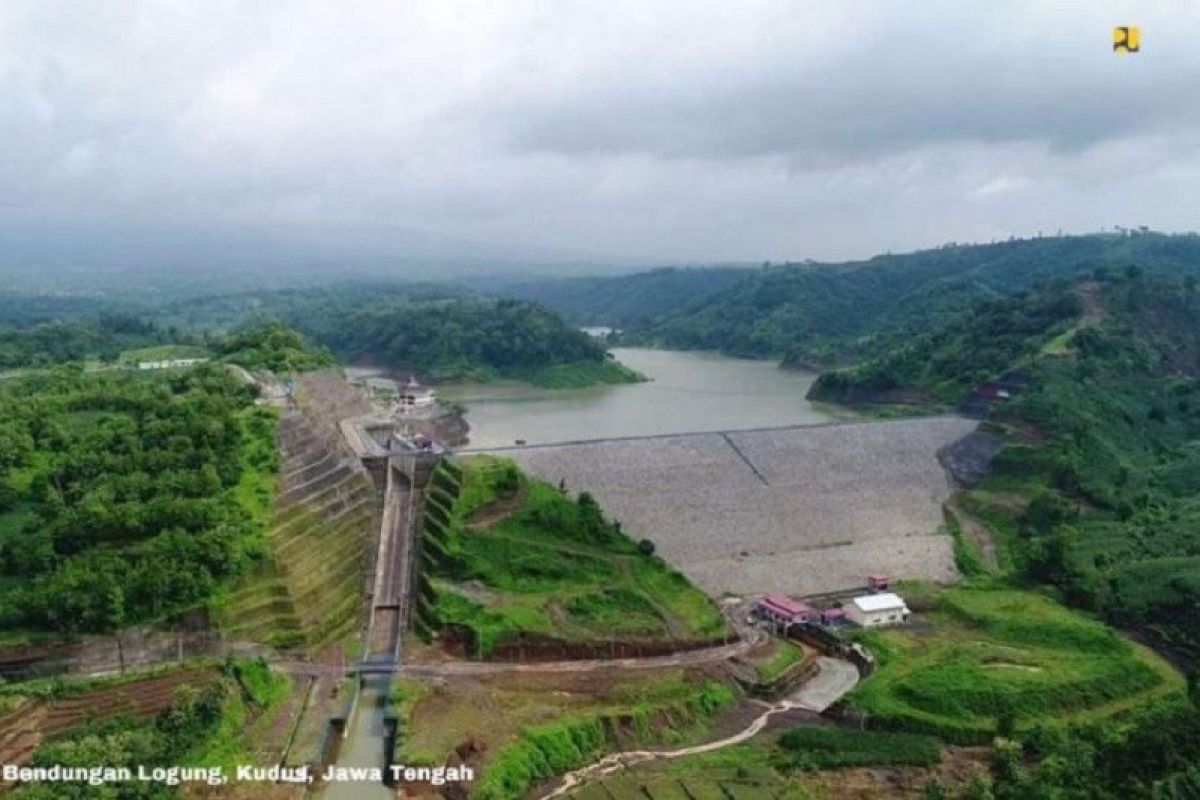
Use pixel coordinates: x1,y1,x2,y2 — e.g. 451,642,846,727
1113,26,1140,53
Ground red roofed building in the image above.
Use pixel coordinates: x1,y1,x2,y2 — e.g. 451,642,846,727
753,594,813,628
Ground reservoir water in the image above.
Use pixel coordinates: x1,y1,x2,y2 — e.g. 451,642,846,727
440,348,835,449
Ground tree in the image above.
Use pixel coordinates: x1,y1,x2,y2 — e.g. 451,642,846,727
637,539,656,557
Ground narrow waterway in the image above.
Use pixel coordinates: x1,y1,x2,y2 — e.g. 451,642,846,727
320,674,394,800
440,348,835,449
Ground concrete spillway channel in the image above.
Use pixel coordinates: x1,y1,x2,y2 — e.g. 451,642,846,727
367,455,428,659
320,673,397,800
322,448,432,797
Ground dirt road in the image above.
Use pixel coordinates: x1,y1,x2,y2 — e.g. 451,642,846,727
275,635,756,679
539,656,860,798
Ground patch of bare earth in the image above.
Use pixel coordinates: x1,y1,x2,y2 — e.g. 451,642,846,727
1079,281,1105,324
798,746,993,798
464,486,528,531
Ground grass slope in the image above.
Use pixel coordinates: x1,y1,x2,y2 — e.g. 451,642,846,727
415,456,727,658
846,586,1184,743
393,671,735,800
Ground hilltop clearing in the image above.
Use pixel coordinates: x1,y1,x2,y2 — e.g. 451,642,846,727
847,586,1184,742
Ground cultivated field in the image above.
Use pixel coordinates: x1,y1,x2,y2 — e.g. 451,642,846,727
491,417,976,596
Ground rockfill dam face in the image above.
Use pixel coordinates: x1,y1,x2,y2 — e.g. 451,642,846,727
481,416,977,596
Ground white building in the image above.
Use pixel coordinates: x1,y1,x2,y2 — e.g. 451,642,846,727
845,593,910,628
137,358,207,370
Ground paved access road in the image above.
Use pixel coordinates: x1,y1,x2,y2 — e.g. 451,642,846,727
794,655,860,712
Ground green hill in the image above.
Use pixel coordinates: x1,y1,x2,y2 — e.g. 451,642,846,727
0,364,276,634
486,266,750,329
151,285,642,387
817,273,1200,663
413,456,727,659
497,233,1200,366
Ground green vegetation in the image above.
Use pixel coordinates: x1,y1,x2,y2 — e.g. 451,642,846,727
554,726,944,799
812,272,1200,665
11,660,288,799
405,676,729,800
212,321,335,373
217,448,372,652
596,233,1200,365
752,640,805,683
321,296,641,385
151,284,644,387
0,316,173,370
811,286,1081,405
0,364,276,633
12,683,229,800
847,587,1183,743
567,743,814,799
776,726,941,769
477,681,729,800
505,358,644,389
798,269,1200,797
491,266,749,328
415,456,726,658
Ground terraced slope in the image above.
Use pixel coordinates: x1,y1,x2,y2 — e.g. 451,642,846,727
0,668,218,767
223,373,380,652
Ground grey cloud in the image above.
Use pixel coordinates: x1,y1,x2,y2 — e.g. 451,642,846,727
0,1,1198,267
501,31,1200,161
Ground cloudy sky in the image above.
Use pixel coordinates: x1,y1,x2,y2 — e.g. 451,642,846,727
2,1,1198,270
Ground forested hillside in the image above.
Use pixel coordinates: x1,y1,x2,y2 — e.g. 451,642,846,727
810,284,1084,405
0,316,171,370
0,365,276,633
212,322,335,374
318,296,640,384
485,266,749,328
803,274,1200,797
498,233,1200,365
156,285,641,386
817,273,1200,664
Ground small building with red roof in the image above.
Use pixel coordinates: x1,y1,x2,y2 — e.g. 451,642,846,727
753,594,813,628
